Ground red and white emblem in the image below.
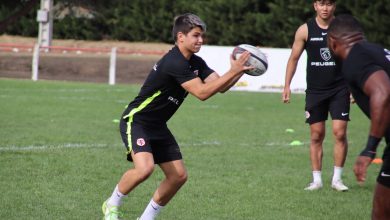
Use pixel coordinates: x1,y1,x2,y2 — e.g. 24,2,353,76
305,111,310,119
137,138,146,146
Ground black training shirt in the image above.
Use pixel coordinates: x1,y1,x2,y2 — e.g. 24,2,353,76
342,41,390,117
305,18,345,92
122,46,214,126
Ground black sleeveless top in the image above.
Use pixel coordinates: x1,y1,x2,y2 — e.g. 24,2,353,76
305,18,345,93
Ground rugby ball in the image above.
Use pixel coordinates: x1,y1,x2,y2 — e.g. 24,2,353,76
232,44,268,76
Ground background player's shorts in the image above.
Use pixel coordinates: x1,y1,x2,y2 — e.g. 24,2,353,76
377,141,390,188
119,118,182,164
305,87,350,124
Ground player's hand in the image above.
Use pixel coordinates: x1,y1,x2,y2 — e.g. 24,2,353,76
282,87,291,103
353,155,373,185
230,51,254,74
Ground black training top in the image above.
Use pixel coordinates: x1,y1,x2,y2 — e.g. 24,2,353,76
305,18,345,93
342,41,390,117
122,46,214,126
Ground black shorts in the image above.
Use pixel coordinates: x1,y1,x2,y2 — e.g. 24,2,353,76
377,137,390,188
119,118,182,164
305,88,350,124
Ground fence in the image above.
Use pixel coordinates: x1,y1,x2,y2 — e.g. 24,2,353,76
0,43,166,85
0,43,308,92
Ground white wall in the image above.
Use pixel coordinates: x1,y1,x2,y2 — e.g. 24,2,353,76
197,45,307,93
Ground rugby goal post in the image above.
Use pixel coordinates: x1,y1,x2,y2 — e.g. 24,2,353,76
32,44,40,81
32,0,52,81
33,0,118,84
31,44,118,84
109,47,117,85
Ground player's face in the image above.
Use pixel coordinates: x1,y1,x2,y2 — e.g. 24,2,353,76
314,1,336,20
180,27,204,53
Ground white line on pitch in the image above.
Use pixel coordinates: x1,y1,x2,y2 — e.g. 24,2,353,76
0,143,113,152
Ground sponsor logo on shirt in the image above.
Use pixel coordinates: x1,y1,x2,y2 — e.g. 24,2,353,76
168,96,180,105
310,61,336,67
310,37,324,41
194,70,199,76
385,48,390,62
153,64,158,71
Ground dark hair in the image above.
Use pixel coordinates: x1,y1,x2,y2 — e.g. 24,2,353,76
172,13,206,42
313,0,336,3
328,14,364,37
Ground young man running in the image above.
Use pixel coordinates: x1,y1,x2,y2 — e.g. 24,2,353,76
328,14,390,220
282,0,350,191
102,13,253,220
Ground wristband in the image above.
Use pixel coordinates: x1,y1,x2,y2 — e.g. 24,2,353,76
359,135,381,158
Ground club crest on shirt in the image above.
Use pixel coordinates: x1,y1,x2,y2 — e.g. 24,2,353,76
193,70,199,76
320,48,332,61
137,138,146,146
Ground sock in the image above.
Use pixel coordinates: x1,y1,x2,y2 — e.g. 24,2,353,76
107,185,126,207
332,166,343,183
313,170,322,184
139,199,163,220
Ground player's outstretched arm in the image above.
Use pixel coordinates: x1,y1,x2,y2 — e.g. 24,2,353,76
201,72,243,93
354,70,390,184
282,24,307,103
181,52,252,101
220,73,243,93
203,55,247,93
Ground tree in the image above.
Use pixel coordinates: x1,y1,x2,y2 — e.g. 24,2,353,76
0,0,40,34
1,0,389,48
337,0,390,47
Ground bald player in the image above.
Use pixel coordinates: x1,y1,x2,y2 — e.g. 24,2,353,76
328,14,390,219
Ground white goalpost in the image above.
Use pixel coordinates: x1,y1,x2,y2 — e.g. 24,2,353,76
33,0,118,85
32,0,53,81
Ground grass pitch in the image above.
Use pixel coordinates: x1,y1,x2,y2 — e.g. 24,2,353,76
0,78,383,219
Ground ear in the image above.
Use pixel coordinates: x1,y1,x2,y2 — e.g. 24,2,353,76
177,32,185,43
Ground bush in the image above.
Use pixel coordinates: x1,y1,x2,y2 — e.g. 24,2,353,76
1,0,389,48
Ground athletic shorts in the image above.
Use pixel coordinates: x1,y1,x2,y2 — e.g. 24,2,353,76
119,118,182,164
377,137,390,188
305,87,350,124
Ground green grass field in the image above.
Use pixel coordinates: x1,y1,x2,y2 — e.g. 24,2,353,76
0,78,385,220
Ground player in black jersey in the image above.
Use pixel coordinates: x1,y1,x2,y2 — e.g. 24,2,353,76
328,14,390,220
282,0,350,191
102,13,253,220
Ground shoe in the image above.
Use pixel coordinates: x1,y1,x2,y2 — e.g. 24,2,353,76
102,200,123,220
304,182,323,191
332,180,349,192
